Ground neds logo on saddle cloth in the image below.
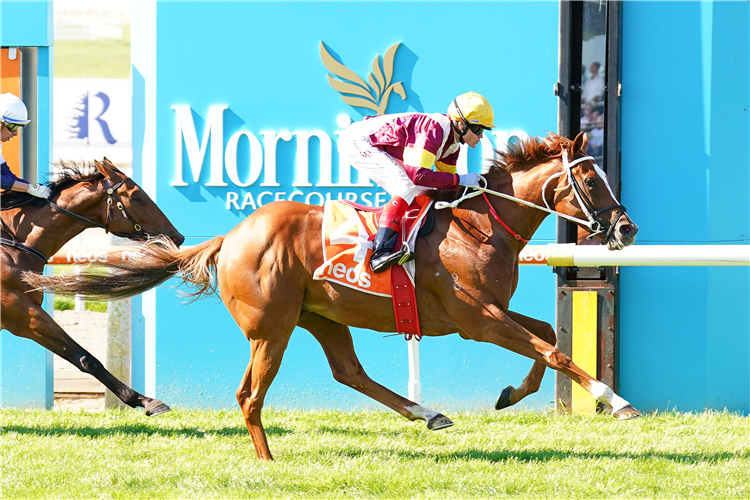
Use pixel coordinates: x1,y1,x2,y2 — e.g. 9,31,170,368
313,197,432,297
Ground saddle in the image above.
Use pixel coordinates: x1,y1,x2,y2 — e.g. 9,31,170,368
313,196,435,340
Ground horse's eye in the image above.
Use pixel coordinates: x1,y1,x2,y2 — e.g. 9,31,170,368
584,178,596,188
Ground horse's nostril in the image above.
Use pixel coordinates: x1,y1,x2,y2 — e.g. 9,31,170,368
172,234,185,247
620,224,633,235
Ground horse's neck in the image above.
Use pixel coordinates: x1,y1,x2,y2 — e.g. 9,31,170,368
493,163,558,241
3,195,100,259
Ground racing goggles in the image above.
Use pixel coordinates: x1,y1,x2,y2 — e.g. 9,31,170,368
468,123,490,136
3,121,24,132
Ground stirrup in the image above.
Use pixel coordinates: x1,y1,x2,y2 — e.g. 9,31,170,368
370,247,410,274
397,240,412,265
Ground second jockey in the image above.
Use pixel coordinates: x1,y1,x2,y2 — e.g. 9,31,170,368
337,91,494,273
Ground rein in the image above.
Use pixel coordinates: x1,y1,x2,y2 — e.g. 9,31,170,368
435,151,626,240
481,192,530,242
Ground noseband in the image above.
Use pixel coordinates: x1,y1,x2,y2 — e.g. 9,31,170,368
47,177,148,240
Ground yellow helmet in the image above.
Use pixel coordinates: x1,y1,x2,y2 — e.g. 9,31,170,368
447,91,495,129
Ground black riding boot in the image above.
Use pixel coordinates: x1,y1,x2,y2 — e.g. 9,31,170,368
369,226,408,274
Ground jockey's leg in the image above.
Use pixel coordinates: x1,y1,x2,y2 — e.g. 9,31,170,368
337,128,420,273
370,195,410,273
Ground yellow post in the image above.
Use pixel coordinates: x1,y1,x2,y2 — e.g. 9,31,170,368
572,291,598,414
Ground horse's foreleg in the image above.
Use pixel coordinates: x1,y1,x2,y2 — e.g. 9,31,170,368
298,313,454,430
10,304,169,415
495,311,555,410
466,307,640,419
236,335,292,461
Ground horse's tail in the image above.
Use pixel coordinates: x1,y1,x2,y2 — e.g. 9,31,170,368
22,235,225,302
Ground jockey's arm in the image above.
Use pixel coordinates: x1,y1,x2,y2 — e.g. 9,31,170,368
402,147,460,190
1,161,47,197
0,161,28,192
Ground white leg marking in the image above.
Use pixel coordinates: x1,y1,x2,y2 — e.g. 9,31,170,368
589,381,630,413
405,404,439,422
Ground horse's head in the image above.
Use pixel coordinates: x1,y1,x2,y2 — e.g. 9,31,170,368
551,134,638,250
93,158,185,246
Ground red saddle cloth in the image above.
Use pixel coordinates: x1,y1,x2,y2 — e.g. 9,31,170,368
313,195,431,340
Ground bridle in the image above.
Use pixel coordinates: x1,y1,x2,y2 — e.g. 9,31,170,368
47,176,148,240
435,150,630,242
1,175,148,264
542,150,628,241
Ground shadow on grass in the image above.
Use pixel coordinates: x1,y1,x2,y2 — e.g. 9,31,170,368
316,425,405,438
3,423,292,438
340,446,750,464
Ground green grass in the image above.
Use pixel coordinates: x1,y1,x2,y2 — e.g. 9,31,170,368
54,26,130,79
51,266,107,312
53,295,107,312
2,409,747,499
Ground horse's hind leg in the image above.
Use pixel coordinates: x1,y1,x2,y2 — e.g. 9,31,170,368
495,311,555,411
235,334,292,461
5,303,168,415
298,312,454,430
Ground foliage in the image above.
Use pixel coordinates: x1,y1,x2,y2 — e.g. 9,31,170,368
53,295,107,313
54,26,131,79
2,409,748,499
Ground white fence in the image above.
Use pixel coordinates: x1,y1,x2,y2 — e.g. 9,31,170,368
55,24,123,40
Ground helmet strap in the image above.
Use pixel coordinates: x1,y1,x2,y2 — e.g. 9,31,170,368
451,99,471,144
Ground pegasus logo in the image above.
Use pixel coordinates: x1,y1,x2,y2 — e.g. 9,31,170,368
320,42,406,116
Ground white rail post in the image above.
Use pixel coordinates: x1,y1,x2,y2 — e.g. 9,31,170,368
74,234,85,312
104,236,131,409
408,337,421,404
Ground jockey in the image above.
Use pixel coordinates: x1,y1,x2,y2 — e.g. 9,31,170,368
338,91,494,273
0,93,51,199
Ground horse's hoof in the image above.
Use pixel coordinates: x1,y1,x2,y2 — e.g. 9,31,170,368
613,405,641,420
495,386,513,410
144,400,171,416
427,413,454,430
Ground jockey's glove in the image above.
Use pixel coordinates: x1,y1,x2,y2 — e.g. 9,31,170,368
27,183,51,199
458,173,481,188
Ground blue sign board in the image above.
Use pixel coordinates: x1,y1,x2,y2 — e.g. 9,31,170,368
132,1,560,410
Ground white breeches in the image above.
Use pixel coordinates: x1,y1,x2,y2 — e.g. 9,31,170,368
338,125,421,204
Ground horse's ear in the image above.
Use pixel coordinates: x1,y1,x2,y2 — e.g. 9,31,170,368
102,157,124,175
572,132,588,155
97,157,125,180
94,160,106,176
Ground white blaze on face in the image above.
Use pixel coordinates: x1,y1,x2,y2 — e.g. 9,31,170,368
592,162,620,204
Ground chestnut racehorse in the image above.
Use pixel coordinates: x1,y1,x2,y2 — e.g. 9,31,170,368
2,159,183,415
26,134,640,460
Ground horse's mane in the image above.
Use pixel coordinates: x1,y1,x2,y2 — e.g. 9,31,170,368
1,161,103,208
430,132,575,203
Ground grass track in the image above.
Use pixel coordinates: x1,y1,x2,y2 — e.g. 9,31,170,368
2,409,748,499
